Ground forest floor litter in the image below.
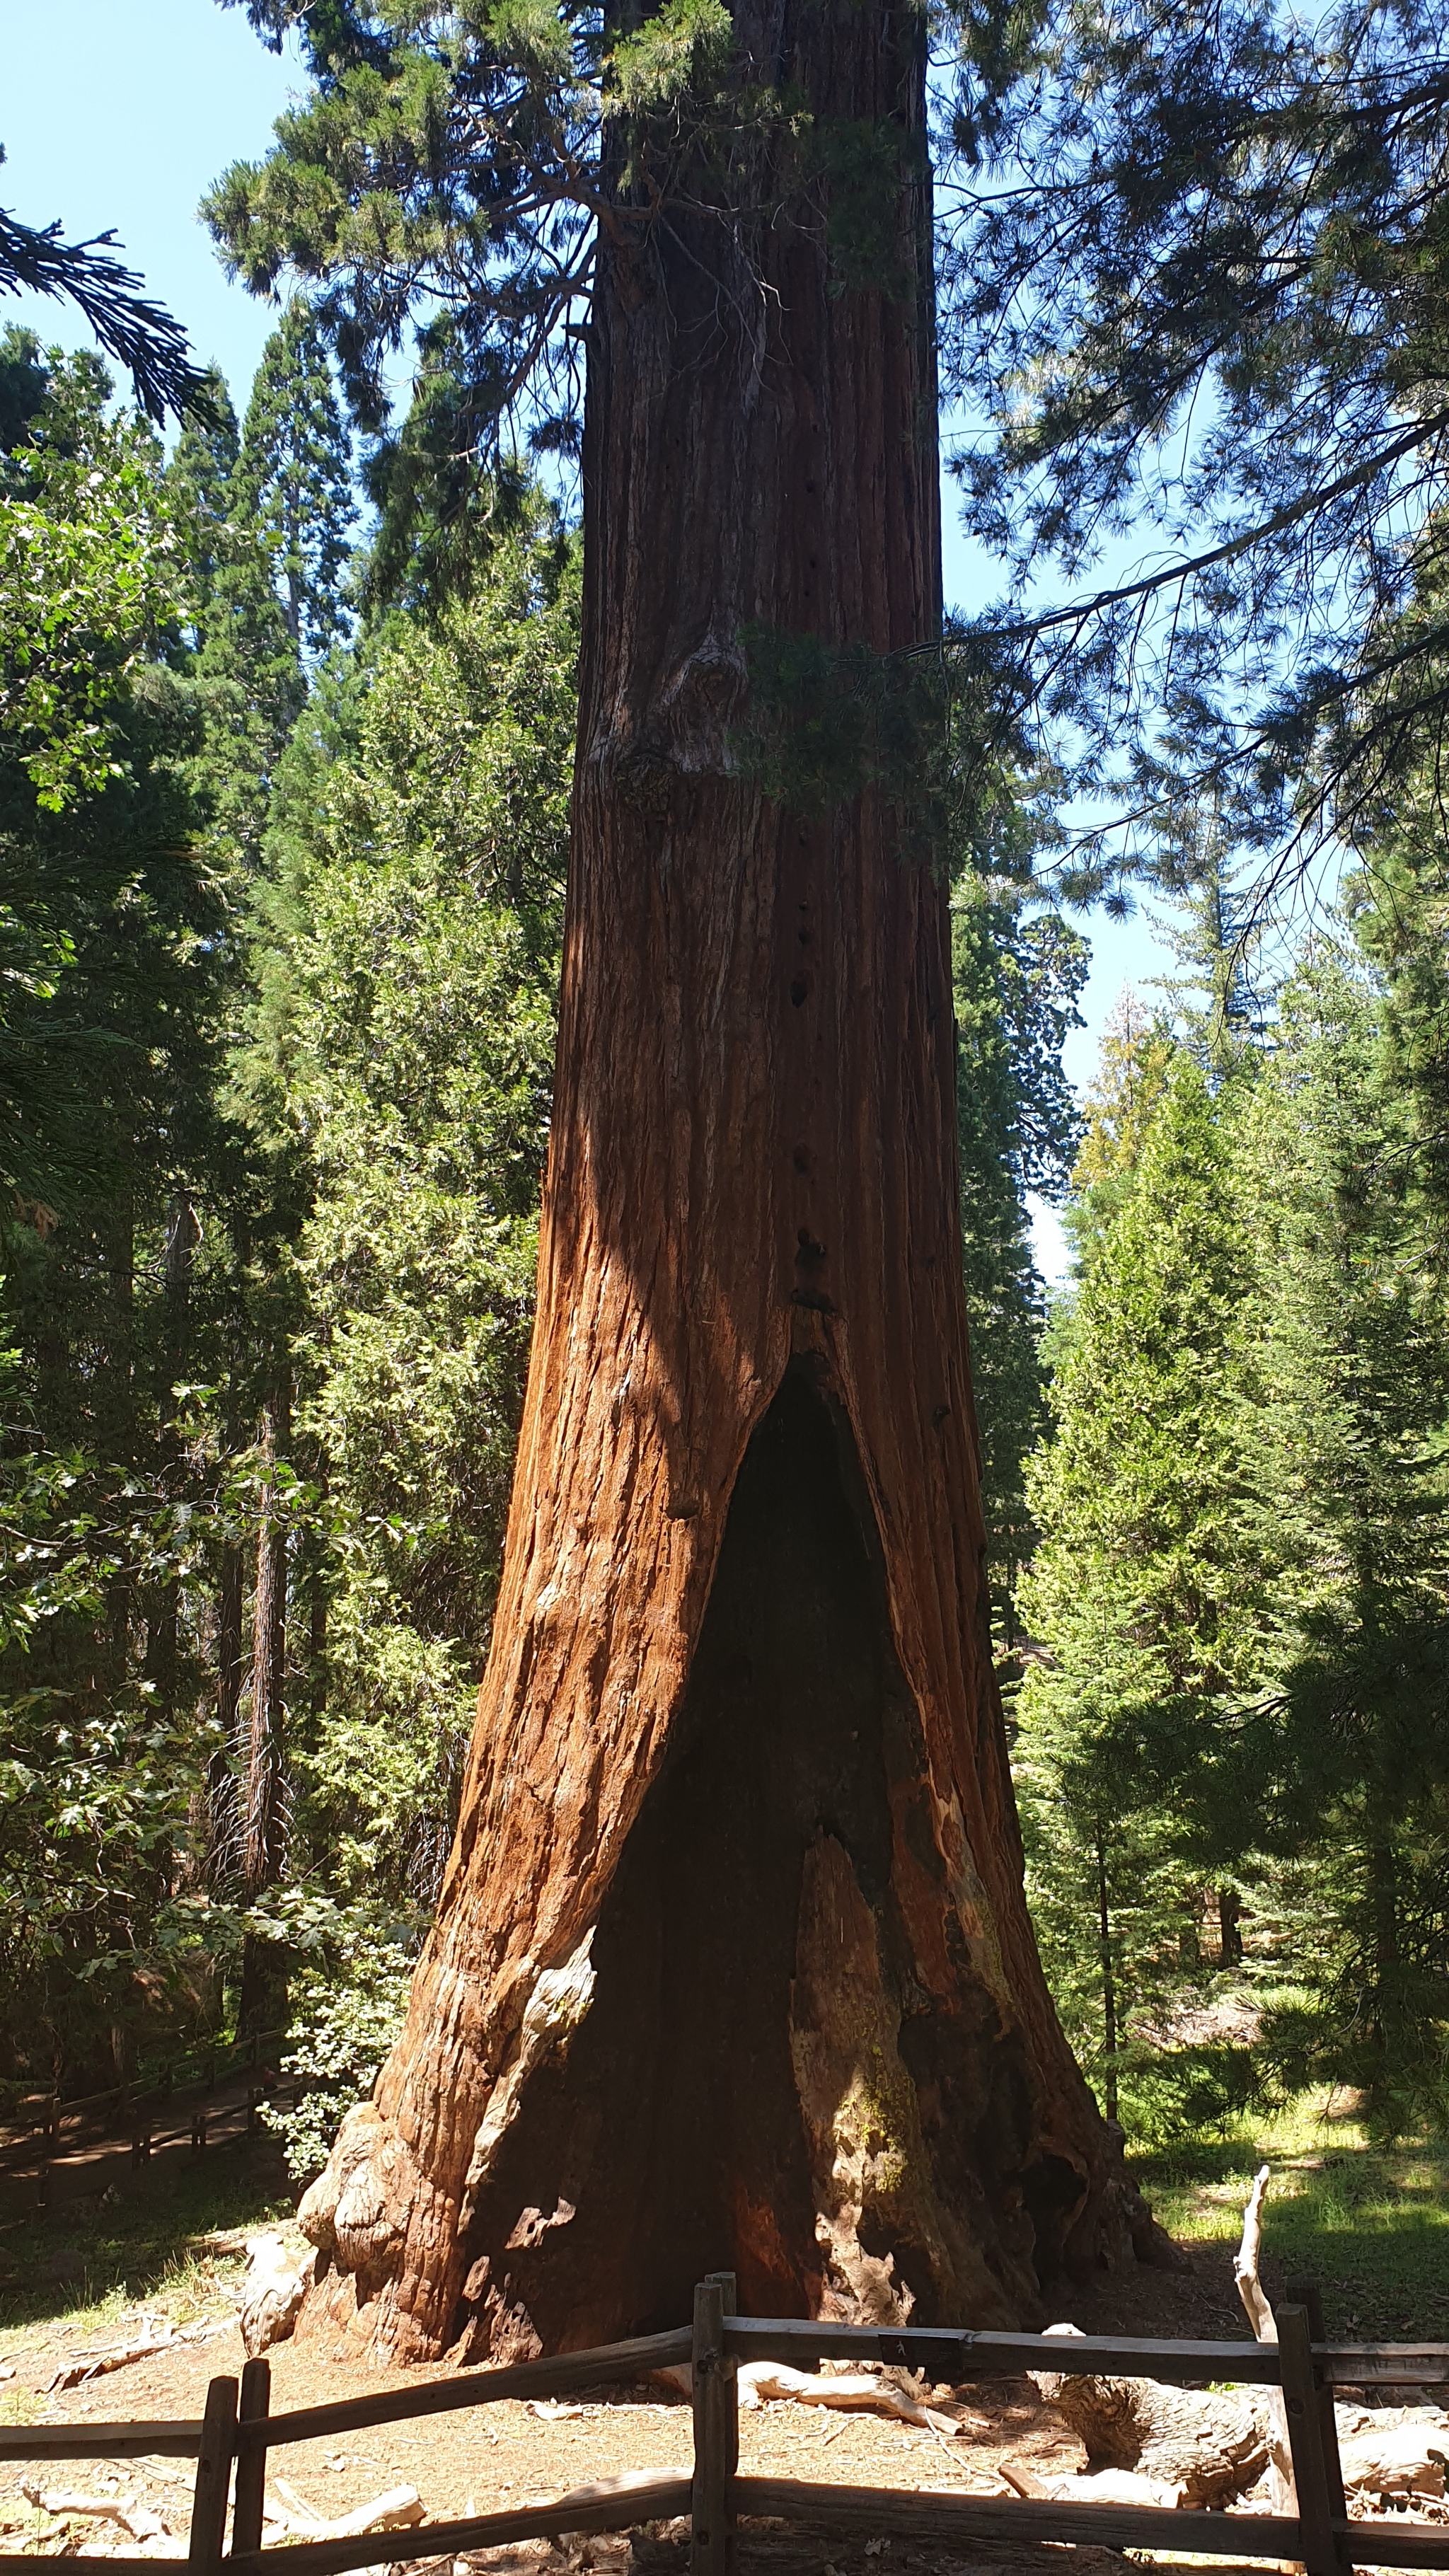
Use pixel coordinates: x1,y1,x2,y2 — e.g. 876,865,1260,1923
4,2101,1449,2570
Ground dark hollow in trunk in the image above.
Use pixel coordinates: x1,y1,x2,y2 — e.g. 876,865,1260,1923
454,1363,1083,2357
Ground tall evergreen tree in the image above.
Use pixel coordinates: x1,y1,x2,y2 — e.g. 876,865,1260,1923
248,509,577,1910
1017,1057,1259,2120
1061,988,1176,1272
234,301,354,659
1239,943,1449,2120
180,306,353,865
207,0,1137,2356
0,345,237,2087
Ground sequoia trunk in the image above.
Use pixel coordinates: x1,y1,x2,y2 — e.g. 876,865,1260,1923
297,0,1142,2359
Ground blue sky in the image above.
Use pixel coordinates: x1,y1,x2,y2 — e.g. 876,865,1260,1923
2,0,1177,1278
2,0,299,398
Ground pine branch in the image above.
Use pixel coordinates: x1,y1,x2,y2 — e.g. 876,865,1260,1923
0,206,216,424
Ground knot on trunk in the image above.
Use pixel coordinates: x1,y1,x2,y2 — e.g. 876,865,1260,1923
298,2101,413,2278
597,633,749,813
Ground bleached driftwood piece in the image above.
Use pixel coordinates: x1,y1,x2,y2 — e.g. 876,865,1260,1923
21,2482,170,2541
47,2314,231,2392
737,2362,930,2425
263,2478,425,2540
241,2230,317,2357
1338,2423,1449,2499
1234,2162,1295,2517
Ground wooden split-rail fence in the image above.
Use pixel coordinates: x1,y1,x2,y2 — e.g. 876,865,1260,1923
4,2273,1449,2576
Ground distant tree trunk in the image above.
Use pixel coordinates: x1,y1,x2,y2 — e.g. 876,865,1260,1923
1369,1829,1399,2052
1096,1837,1119,2124
144,1192,198,1716
296,0,1142,2362
216,1545,245,1761
1218,1886,1243,1968
238,1377,290,2037
103,1188,137,1698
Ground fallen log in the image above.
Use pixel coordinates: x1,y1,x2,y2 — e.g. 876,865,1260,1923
47,2315,231,2392
1339,2423,1449,2500
264,2480,426,2541
1026,2168,1310,2514
1029,2325,1268,2506
737,2364,930,2425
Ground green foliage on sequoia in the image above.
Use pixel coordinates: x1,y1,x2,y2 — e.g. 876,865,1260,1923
943,0,1449,889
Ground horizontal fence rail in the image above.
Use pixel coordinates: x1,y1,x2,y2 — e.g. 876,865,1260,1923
230,2325,694,2453
4,2271,1449,2576
0,2421,205,2462
1,2032,284,2147
723,2317,1449,2387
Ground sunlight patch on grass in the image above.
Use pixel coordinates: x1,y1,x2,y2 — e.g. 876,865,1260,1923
0,2143,294,2335
1133,2089,1449,2335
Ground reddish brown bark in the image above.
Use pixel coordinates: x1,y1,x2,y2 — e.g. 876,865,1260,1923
297,0,1150,2360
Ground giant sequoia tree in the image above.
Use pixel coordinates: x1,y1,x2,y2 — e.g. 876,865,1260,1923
209,0,1147,2360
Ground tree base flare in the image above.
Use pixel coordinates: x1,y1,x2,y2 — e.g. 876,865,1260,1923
298,1368,1160,2360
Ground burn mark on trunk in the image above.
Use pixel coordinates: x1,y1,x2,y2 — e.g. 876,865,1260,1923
451,1362,1075,2354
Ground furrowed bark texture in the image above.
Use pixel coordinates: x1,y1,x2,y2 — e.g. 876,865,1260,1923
297,0,1137,2361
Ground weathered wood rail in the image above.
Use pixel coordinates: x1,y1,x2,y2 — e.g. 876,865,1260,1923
2,2273,1445,2576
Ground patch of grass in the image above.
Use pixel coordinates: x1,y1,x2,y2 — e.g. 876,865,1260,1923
1133,2088,1449,2336
0,2137,296,2338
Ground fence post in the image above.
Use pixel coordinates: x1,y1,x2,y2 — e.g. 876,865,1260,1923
231,2357,270,2566
1286,2277,1352,2572
706,2272,739,2485
1277,2301,1344,2576
187,2374,238,2576
691,2277,737,2576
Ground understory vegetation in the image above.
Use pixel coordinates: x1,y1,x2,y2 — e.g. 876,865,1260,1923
1017,855,1449,2151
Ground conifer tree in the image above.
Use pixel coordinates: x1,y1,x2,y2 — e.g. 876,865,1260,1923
181,306,353,865
1062,989,1176,1271
1017,1057,1259,2121
1239,944,1449,2120
952,850,1085,1636
251,508,577,1910
234,301,354,659
947,0,1449,882
168,372,242,645
0,345,238,2086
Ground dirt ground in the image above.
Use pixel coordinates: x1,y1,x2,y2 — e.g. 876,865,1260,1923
0,2139,1431,2576
0,2218,1274,2568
